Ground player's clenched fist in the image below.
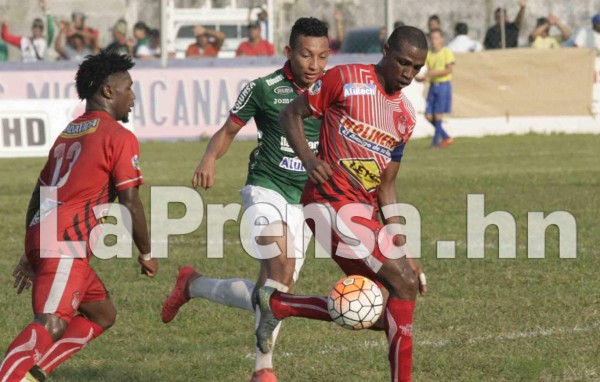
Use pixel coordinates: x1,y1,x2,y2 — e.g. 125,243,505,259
138,254,158,277
304,157,333,184
192,158,216,189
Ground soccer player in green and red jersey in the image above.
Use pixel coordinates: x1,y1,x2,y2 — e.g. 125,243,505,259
162,17,330,382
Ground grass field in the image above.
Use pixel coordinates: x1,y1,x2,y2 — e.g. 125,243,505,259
1,134,599,381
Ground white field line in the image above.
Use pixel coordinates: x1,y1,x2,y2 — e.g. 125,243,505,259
244,321,600,359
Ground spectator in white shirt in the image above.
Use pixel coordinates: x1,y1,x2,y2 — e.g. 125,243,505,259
574,13,600,55
448,22,482,53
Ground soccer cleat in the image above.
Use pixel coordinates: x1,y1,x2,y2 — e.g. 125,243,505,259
161,266,199,323
439,137,455,148
250,368,278,382
255,286,281,354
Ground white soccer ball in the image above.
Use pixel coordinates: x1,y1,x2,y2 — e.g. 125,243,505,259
327,275,383,330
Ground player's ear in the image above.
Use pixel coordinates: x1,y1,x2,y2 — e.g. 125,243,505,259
284,45,292,60
382,43,390,58
100,83,112,99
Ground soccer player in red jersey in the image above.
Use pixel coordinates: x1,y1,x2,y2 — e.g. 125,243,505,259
0,51,158,382
255,26,428,382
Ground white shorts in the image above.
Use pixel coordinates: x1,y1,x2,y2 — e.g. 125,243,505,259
239,185,311,282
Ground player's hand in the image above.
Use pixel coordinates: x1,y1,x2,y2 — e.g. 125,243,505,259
13,254,35,294
519,0,527,7
304,157,333,184
138,254,158,277
407,258,427,296
194,25,206,36
192,157,216,189
548,14,558,25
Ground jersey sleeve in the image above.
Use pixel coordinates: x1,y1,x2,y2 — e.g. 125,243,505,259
111,130,144,191
229,79,262,126
305,66,344,119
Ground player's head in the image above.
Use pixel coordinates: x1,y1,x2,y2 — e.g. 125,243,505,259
76,51,136,123
429,29,444,50
31,18,44,38
378,26,427,94
285,17,330,88
248,22,262,41
133,21,149,40
592,13,600,33
428,15,440,32
69,33,85,50
71,11,86,29
455,22,468,36
494,8,507,25
536,17,550,36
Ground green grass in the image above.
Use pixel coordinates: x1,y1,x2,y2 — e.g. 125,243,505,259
1,134,599,381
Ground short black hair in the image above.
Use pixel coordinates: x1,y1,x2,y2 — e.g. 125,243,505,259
387,25,428,51
289,17,328,48
134,21,149,33
455,22,468,35
536,17,549,26
428,15,440,23
76,50,135,101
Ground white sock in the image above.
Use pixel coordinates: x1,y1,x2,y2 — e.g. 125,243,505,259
188,277,255,312
254,279,289,371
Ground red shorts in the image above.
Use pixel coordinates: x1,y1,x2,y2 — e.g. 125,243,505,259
303,199,398,280
28,250,108,323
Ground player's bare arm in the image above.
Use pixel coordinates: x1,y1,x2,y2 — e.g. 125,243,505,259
378,161,427,295
12,183,42,294
117,186,157,277
192,117,243,189
280,95,332,184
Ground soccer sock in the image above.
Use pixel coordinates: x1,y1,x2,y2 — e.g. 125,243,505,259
384,298,415,382
188,276,255,312
431,119,441,146
36,316,104,375
434,120,450,140
269,292,331,321
0,323,53,382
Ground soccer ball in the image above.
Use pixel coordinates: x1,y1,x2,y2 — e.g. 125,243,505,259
327,275,383,330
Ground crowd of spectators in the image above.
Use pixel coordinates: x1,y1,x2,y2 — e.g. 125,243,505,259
1,0,599,63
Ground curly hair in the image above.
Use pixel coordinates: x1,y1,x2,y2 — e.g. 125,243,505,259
75,50,135,101
289,17,328,48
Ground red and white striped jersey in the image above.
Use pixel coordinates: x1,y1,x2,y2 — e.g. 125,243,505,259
303,64,416,206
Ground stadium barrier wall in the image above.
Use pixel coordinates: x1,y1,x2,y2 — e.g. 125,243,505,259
0,50,597,158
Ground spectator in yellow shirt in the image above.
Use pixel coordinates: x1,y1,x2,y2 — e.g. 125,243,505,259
417,29,455,148
529,14,571,49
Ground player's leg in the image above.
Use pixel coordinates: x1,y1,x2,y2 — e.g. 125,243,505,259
0,254,78,381
437,82,454,148
425,86,440,147
35,266,115,376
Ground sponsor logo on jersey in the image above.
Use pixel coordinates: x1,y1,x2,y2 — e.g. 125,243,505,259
343,83,376,98
273,98,291,105
266,74,284,86
309,79,322,95
232,82,256,113
339,158,381,192
279,156,305,172
339,116,400,157
274,86,293,95
61,119,99,137
280,136,319,154
131,155,140,170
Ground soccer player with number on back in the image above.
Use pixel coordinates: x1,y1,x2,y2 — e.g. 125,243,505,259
0,51,158,382
255,26,428,382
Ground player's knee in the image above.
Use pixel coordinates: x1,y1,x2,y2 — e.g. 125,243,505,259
383,262,418,300
35,314,67,341
97,309,117,330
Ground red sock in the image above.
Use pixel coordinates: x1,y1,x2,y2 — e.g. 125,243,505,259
0,323,53,382
384,298,415,382
270,292,332,321
37,316,104,374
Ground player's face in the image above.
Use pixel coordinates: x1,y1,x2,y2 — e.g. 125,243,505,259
286,35,330,88
380,42,426,94
430,31,444,50
110,72,136,123
594,22,600,33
